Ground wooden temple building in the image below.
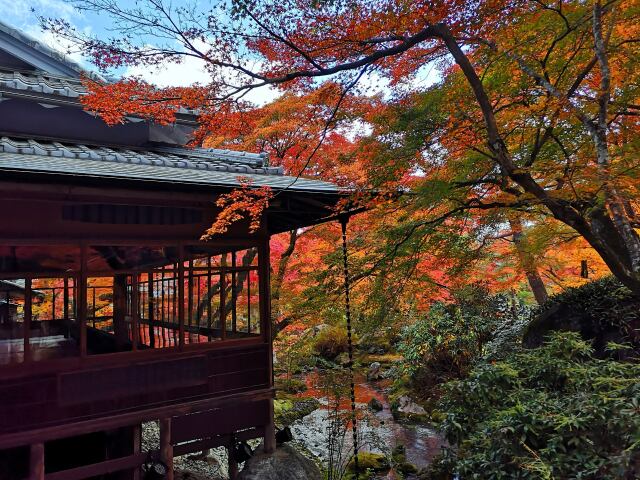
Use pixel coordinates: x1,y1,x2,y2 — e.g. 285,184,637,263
0,21,345,480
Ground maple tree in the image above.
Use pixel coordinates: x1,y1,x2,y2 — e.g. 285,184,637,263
195,86,366,334
44,0,640,296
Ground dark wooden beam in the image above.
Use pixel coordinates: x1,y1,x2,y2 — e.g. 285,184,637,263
0,386,274,450
160,418,173,480
258,236,276,454
43,453,147,480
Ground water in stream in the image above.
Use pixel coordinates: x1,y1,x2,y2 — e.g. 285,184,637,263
290,374,445,472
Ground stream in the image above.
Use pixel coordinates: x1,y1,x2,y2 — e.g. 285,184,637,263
289,373,445,472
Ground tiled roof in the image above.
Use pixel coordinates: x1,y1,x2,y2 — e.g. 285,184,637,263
0,137,338,192
0,69,86,98
0,137,279,174
0,67,199,120
0,68,197,116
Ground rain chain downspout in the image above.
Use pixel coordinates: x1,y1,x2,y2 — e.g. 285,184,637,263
340,215,359,476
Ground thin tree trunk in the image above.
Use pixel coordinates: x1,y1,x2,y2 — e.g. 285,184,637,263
196,248,257,319
271,230,298,338
508,217,549,305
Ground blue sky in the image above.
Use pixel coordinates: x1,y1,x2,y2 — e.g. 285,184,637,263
0,0,221,87
1,0,440,103
2,0,109,62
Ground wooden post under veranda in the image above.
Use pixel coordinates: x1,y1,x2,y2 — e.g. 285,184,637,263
259,237,277,454
159,418,174,480
228,436,239,480
29,443,44,480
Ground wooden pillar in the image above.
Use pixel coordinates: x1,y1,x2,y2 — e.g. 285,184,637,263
23,278,32,363
220,266,226,341
131,274,139,351
259,236,276,453
29,443,44,480
231,252,237,334
113,274,129,350
159,418,174,480
63,276,69,322
132,424,142,480
148,272,155,348
264,398,276,454
79,244,88,357
178,246,185,349
227,436,238,480
188,259,193,343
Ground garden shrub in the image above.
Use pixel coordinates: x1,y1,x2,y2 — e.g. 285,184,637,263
397,287,529,394
438,332,640,479
312,324,354,361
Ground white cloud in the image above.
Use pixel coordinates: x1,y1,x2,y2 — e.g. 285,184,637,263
0,0,90,68
0,0,78,25
24,25,91,67
124,42,280,106
124,44,212,88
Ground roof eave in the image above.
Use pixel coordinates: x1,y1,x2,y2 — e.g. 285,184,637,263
0,27,81,78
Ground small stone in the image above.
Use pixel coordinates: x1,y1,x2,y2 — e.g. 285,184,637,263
311,324,330,336
367,361,382,380
335,352,350,366
386,469,400,480
368,397,384,412
396,395,427,415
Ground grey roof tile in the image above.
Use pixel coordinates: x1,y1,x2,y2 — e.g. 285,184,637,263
0,137,338,193
0,69,87,97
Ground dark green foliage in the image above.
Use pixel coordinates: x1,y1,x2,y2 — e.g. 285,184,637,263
438,332,640,479
276,377,307,394
398,286,530,394
391,444,418,475
524,276,640,358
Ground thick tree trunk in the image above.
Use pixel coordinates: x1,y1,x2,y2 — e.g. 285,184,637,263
434,22,640,297
591,1,640,273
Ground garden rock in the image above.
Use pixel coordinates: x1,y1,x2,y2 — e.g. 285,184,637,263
396,395,427,415
237,444,322,480
368,397,383,412
367,361,382,380
335,352,350,366
311,324,330,336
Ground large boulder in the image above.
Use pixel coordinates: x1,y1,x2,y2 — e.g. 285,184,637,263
237,444,322,480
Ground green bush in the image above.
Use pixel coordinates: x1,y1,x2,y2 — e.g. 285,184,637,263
313,324,355,361
398,287,529,393
275,376,307,394
438,332,640,479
